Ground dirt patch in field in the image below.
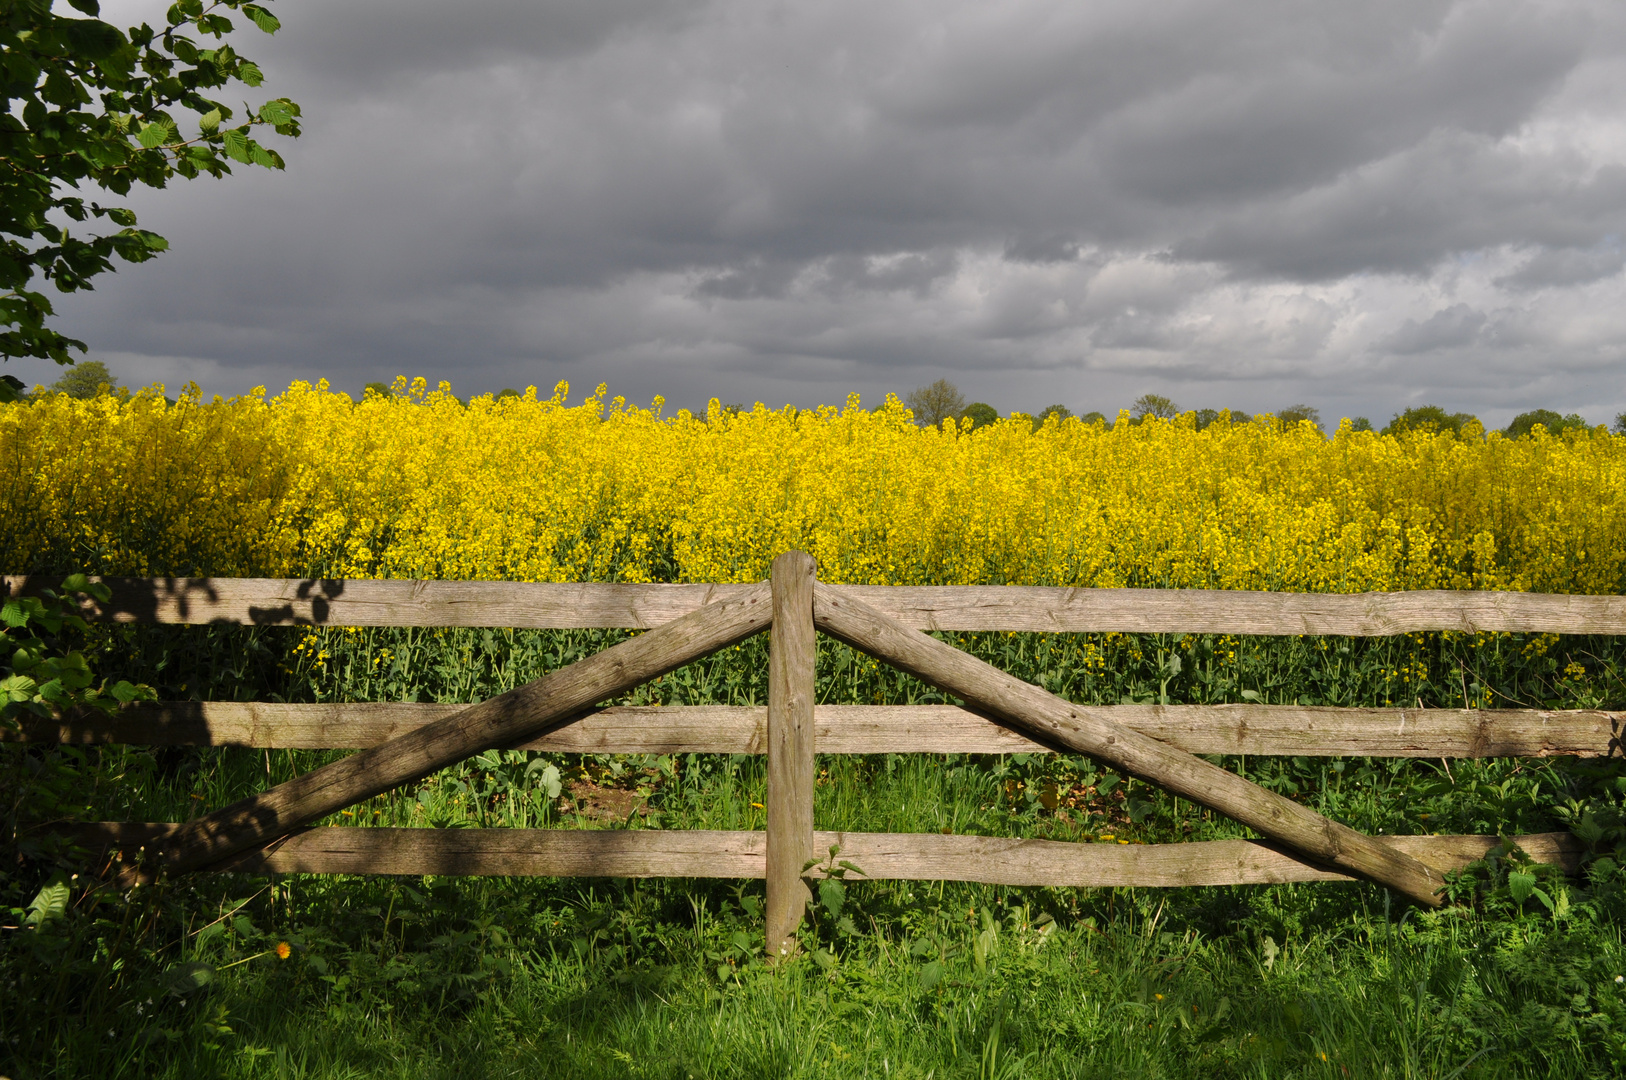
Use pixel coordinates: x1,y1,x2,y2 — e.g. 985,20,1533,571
560,780,649,821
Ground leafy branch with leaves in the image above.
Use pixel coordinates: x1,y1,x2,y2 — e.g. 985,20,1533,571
1,0,299,367
1,574,152,734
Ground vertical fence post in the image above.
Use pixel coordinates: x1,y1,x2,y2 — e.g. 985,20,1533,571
766,550,817,957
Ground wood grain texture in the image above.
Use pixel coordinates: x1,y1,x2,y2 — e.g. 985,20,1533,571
814,582,1448,907
9,575,1626,635
58,823,1581,885
839,585,1626,635
121,585,773,884
814,830,1584,887
766,551,817,955
0,575,759,629
21,702,1622,758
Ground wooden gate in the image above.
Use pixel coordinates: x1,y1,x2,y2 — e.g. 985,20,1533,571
10,553,1616,953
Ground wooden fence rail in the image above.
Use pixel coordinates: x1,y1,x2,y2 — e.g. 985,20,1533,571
9,575,1626,634
58,823,1584,887
11,564,1621,939
16,702,1623,759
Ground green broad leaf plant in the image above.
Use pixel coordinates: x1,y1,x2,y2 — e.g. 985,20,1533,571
1,0,300,364
2,573,151,728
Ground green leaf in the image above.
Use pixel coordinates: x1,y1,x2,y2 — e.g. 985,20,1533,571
198,108,222,135
164,960,216,997
1508,871,1536,905
137,120,173,148
239,61,264,87
817,877,845,919
245,4,281,33
109,680,144,703
63,18,124,60
222,128,250,163
257,100,292,126
25,874,71,931
919,959,943,992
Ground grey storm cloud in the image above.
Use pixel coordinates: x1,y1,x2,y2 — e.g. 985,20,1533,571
1382,304,1490,356
17,0,1626,427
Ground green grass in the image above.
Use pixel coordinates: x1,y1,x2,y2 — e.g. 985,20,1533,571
6,624,1626,1077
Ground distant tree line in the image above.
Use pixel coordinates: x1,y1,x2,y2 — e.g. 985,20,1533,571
903,380,1623,439
9,364,1623,440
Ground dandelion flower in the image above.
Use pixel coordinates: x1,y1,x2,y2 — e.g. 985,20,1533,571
274,941,291,960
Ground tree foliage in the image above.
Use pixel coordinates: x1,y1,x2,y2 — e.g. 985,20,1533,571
1277,403,1322,432
1194,408,1252,430
905,378,966,428
1131,393,1179,420
959,401,997,430
1383,405,1480,438
43,356,116,398
1,0,299,365
1505,409,1589,439
1032,403,1071,430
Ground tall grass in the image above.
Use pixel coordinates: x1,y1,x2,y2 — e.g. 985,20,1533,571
6,620,1626,1077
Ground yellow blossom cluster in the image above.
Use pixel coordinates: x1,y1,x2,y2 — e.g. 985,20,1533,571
4,376,1625,594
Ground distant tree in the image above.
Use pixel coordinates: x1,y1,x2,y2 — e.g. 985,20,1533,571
1033,404,1072,429
496,388,521,400
1078,411,1108,427
1383,405,1480,438
47,359,117,399
1193,407,1252,430
1349,417,1374,432
1131,393,1179,420
1615,412,1626,436
1504,409,1588,438
960,402,998,430
905,378,967,428
364,381,390,398
1277,404,1322,432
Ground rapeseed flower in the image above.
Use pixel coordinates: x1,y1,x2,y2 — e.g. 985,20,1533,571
4,380,1623,596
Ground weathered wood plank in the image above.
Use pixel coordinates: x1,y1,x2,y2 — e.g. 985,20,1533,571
20,702,1623,758
817,830,1584,887
841,585,1626,635
814,583,1448,907
766,551,817,954
0,575,758,629
57,823,1581,885
8,575,1626,635
119,585,773,884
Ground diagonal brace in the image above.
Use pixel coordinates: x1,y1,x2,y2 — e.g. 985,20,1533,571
812,582,1445,907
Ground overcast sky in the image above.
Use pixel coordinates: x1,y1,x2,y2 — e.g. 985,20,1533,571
13,0,1626,425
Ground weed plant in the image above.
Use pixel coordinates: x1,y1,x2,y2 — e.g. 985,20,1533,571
5,624,1626,1077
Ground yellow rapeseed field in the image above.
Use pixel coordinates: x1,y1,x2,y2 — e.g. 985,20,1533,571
3,377,1623,593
